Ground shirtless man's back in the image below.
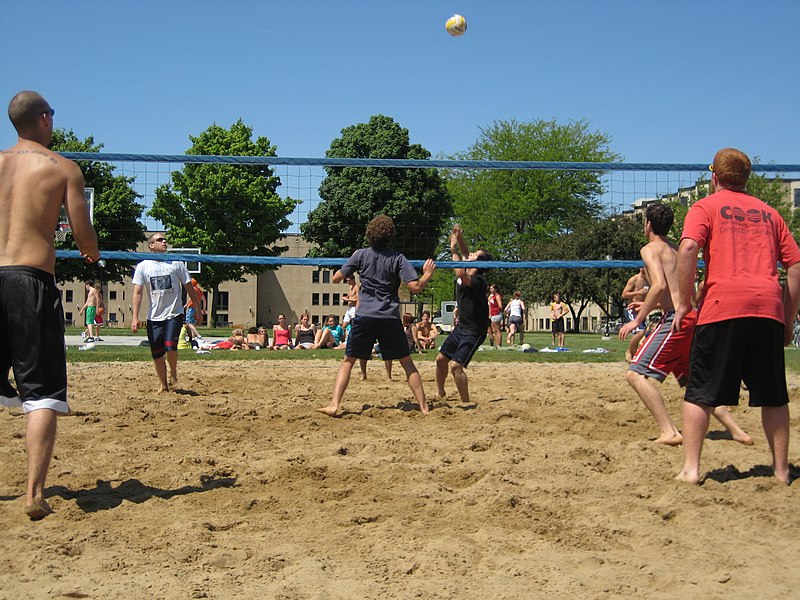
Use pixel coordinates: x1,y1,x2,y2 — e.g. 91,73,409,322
0,91,98,519
619,203,750,447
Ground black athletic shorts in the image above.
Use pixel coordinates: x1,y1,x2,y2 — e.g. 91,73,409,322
147,314,184,359
552,317,565,334
439,326,486,368
346,316,410,361
0,266,68,414
684,317,789,408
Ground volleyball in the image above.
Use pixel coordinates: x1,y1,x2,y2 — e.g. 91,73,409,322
445,14,467,36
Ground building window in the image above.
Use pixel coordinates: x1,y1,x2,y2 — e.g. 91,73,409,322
323,270,331,284
217,291,229,311
312,270,320,283
312,293,320,306
65,311,73,325
110,291,117,300
794,189,800,209
333,293,340,306
66,290,73,303
322,293,330,306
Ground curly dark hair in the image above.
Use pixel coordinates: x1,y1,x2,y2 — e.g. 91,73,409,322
365,215,395,249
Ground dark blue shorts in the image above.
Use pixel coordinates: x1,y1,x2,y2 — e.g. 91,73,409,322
147,314,184,359
439,326,486,367
345,316,410,361
685,317,789,407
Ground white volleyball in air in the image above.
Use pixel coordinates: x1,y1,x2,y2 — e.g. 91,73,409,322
445,14,467,36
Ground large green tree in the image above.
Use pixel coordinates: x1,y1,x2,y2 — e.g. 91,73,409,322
447,118,621,269
52,129,145,285
150,120,298,324
520,213,645,330
301,115,452,260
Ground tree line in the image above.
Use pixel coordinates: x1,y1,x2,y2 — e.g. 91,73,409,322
53,116,799,328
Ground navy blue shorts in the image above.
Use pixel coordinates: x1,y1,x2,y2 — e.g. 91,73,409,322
685,317,789,408
345,316,410,361
439,326,486,367
147,315,184,359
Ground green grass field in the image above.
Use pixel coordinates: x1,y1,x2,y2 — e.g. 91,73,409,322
65,327,800,372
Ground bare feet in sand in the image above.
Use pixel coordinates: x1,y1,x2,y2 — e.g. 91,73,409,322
315,405,339,417
774,468,790,485
655,432,683,446
675,470,701,485
169,374,178,390
25,498,54,520
733,432,755,446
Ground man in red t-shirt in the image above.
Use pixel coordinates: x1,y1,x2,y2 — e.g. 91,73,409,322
674,148,800,485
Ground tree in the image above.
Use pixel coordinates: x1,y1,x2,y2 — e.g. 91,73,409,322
301,115,452,260
150,120,298,325
665,164,795,241
447,118,621,268
51,129,145,285
521,213,644,330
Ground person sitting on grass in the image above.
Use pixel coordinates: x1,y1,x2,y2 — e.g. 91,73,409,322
313,315,345,349
269,314,293,350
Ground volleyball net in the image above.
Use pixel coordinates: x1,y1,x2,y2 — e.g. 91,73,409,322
55,153,800,270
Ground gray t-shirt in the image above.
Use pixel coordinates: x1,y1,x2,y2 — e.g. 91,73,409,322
340,247,419,320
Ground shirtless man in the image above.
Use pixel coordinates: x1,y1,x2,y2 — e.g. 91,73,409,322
79,279,100,341
621,268,650,361
550,293,568,347
414,310,439,350
0,91,99,519
618,203,751,447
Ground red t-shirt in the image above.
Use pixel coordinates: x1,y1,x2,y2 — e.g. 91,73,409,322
681,188,800,326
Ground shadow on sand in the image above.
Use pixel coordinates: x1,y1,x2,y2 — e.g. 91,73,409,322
41,474,237,513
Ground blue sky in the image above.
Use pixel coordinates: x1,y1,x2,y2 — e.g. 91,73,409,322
2,1,798,165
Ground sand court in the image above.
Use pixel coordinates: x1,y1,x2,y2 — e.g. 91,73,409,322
2,359,800,598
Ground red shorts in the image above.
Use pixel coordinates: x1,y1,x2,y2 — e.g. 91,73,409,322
628,310,696,384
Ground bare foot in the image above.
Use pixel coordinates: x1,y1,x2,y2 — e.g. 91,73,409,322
774,469,790,485
419,401,430,415
315,405,339,417
437,389,446,399
25,498,54,520
655,432,683,446
360,374,367,381
733,432,754,446
158,386,169,394
675,470,701,485
169,374,178,389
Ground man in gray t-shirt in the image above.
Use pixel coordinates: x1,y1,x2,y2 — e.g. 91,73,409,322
316,215,435,417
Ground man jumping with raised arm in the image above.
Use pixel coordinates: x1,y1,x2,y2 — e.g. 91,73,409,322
0,91,100,519
435,225,491,404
